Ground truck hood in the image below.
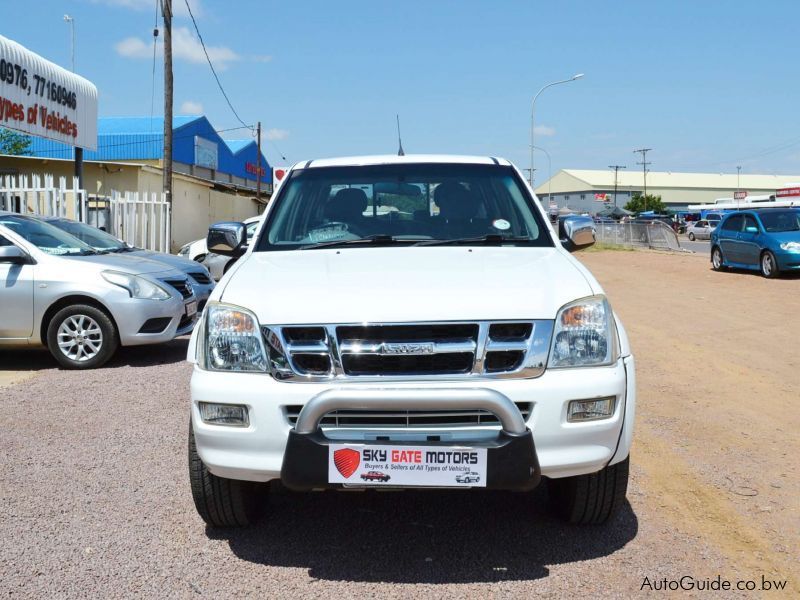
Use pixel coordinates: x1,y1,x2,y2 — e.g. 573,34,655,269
219,247,596,324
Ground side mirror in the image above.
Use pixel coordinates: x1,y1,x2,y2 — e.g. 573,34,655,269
559,215,596,251
745,226,758,233
207,222,247,257
0,245,34,265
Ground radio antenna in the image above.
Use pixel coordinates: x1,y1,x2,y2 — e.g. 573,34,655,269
396,114,405,156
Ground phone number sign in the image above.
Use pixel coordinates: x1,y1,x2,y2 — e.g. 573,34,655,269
0,34,97,150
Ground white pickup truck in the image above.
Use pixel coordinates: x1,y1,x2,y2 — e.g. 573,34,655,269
187,155,635,527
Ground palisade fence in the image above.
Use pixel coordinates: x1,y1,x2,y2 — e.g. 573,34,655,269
594,220,683,251
0,174,170,252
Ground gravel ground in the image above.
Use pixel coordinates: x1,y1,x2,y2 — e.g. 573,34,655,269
1,250,796,598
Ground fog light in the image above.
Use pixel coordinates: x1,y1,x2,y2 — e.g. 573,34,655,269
567,397,615,422
198,402,249,427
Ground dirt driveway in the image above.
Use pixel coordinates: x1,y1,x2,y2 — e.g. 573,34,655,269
578,250,799,585
0,249,796,597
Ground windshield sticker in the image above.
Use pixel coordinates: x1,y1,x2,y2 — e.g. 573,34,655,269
492,219,511,231
308,223,350,243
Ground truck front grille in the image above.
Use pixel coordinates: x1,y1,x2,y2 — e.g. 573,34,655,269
284,402,533,428
262,320,553,382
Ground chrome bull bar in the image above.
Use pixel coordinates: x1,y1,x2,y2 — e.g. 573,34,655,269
293,387,528,435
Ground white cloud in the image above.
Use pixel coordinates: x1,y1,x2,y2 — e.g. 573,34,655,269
114,26,240,70
533,125,556,137
179,100,203,114
265,128,289,141
114,36,152,59
251,54,273,63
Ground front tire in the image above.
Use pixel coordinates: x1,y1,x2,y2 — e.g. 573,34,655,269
547,457,630,525
46,304,118,369
760,251,779,278
188,425,265,527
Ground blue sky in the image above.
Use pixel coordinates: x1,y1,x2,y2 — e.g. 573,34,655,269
5,0,800,178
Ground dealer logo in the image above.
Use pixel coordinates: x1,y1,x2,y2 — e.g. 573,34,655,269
333,448,360,478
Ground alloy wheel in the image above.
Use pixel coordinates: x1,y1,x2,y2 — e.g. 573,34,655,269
761,253,774,277
57,314,103,362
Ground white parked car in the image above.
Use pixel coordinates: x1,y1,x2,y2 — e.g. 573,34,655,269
0,212,198,369
187,155,635,528
178,215,262,263
685,219,715,241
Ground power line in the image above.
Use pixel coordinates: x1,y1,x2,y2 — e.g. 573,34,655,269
183,0,250,131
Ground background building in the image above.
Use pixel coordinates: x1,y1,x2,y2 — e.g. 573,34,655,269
534,169,800,213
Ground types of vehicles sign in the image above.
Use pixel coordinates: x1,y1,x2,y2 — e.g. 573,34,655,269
328,444,487,487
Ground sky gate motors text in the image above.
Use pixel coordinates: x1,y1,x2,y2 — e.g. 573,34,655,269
363,449,480,465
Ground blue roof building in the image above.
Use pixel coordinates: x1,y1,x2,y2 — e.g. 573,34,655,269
26,115,271,191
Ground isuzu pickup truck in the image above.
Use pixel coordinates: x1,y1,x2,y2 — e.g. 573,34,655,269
187,155,635,527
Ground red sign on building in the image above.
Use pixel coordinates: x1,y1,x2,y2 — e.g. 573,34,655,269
776,187,800,198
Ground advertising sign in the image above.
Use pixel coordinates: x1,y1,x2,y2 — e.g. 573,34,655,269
328,443,487,487
194,136,218,170
733,190,747,200
776,187,800,198
0,34,97,150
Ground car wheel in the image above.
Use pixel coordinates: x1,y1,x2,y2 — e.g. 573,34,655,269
547,456,629,525
688,232,695,241
760,251,778,278
711,246,726,271
188,425,266,527
46,304,119,369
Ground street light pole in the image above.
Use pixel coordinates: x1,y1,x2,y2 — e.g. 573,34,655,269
609,165,626,207
63,15,75,72
532,145,552,204
530,73,583,187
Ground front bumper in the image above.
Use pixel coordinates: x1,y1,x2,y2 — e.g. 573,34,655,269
114,294,195,346
190,355,635,483
775,251,800,271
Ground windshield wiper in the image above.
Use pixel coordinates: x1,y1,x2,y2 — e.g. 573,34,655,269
415,234,532,247
107,246,136,253
299,234,409,250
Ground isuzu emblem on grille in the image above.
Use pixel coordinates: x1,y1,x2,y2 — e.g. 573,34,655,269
380,342,435,355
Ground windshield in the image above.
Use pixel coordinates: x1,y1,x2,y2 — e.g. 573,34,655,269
0,214,96,256
47,219,128,251
256,163,553,250
758,210,800,233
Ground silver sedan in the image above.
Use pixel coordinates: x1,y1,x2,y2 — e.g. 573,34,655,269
685,219,715,241
43,216,215,311
0,212,198,369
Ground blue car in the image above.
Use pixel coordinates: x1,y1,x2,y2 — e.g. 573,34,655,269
710,209,800,278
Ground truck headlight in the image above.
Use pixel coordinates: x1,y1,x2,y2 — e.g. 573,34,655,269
779,241,800,252
204,303,267,372
101,270,171,300
548,296,618,368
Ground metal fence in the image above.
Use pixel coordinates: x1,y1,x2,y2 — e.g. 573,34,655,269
0,174,170,252
594,220,682,251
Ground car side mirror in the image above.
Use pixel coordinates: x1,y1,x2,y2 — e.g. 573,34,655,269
207,222,248,257
745,226,758,233
559,215,596,251
0,245,34,265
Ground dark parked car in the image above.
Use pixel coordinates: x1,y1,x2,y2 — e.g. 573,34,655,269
710,209,800,278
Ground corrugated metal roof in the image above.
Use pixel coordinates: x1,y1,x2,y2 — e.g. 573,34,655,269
553,169,800,190
97,115,201,134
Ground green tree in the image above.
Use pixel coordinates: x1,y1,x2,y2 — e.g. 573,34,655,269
0,128,32,156
624,193,666,214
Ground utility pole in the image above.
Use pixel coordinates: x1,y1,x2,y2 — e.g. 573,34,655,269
609,165,626,207
162,0,173,205
736,165,742,209
633,148,652,211
63,15,82,191
256,121,262,200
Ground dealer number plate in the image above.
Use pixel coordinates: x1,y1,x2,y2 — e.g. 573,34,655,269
185,301,197,317
328,444,487,487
